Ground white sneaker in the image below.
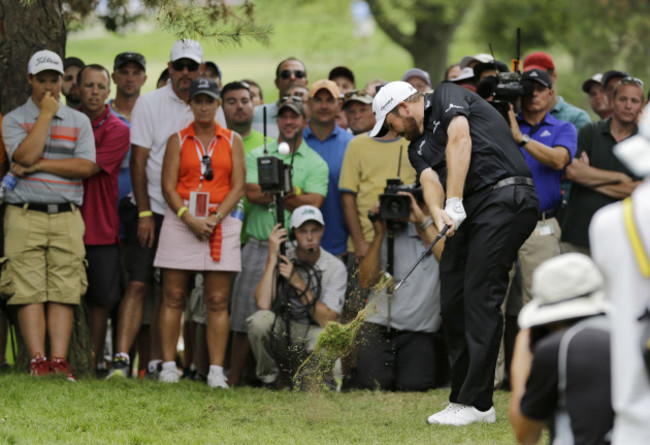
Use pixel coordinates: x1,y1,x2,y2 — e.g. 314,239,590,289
159,363,180,383
427,404,496,426
426,403,462,424
207,369,229,389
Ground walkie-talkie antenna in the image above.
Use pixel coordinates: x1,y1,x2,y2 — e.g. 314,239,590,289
489,43,498,73
263,107,268,155
396,145,403,179
514,27,521,74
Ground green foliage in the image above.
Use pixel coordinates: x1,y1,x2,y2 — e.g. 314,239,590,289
0,373,520,444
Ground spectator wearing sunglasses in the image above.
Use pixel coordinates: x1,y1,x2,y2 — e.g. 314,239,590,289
561,76,645,256
107,39,207,380
153,77,245,388
252,57,309,139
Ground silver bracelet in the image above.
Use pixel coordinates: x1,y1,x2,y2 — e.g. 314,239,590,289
419,217,434,231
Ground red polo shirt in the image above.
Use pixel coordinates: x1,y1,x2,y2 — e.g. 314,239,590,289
80,105,130,245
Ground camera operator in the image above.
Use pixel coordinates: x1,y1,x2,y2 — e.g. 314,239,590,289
509,253,612,445
247,206,347,389
228,98,329,386
370,81,539,425
506,67,577,311
352,191,446,391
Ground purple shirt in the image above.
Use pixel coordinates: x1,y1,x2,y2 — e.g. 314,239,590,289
517,112,577,212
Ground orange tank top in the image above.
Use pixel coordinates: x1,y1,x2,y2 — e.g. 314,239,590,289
176,122,233,203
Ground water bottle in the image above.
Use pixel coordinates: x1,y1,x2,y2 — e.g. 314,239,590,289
0,172,18,204
230,199,244,221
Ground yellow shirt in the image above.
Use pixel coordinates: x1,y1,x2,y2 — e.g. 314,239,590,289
338,134,416,252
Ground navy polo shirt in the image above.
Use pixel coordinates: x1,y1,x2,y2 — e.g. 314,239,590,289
517,111,577,212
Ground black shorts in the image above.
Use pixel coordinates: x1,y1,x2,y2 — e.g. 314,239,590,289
85,244,121,310
119,197,164,284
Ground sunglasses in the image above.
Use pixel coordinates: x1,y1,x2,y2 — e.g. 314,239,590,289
343,90,372,100
171,59,200,72
620,76,645,87
279,69,306,80
202,156,214,181
280,96,303,104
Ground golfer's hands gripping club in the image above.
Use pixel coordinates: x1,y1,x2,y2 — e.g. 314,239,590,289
435,197,466,237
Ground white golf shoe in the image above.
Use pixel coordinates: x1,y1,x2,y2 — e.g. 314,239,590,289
427,403,496,426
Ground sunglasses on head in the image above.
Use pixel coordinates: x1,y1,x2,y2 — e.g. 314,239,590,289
279,69,306,80
281,96,303,104
171,59,200,72
343,90,371,100
620,76,645,87
202,156,214,181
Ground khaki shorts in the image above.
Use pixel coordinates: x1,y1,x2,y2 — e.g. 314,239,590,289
0,204,88,305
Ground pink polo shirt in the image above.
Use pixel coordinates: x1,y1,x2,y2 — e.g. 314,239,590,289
80,105,130,245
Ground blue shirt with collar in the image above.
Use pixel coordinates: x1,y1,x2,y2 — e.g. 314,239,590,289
303,123,353,255
517,111,577,212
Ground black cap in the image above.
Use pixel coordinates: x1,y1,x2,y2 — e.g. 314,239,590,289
63,57,84,70
473,60,509,82
204,61,221,78
522,68,552,89
601,70,629,88
113,52,146,71
189,77,220,101
328,66,355,85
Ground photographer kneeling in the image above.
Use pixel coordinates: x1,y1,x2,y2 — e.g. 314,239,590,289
247,205,347,389
352,191,447,391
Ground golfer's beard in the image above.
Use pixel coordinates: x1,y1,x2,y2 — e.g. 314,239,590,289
404,116,421,141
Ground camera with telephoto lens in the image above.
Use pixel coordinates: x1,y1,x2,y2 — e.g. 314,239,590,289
372,179,423,221
258,155,292,194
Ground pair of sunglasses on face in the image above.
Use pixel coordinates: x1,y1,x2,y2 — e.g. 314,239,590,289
171,59,200,72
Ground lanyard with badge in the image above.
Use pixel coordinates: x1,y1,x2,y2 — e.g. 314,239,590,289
189,135,217,218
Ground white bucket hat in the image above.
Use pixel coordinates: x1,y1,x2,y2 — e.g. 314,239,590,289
518,253,609,329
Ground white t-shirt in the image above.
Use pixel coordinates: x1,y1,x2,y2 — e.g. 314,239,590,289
129,83,227,215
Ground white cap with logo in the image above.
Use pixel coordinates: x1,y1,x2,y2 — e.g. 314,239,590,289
369,81,418,138
290,205,325,229
170,39,203,64
28,50,64,75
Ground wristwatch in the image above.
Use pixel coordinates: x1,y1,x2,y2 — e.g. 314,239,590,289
519,134,531,147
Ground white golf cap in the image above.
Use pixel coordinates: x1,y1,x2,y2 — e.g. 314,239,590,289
290,205,325,229
459,53,493,69
369,81,418,138
170,39,203,64
518,253,609,329
615,102,650,178
28,50,64,75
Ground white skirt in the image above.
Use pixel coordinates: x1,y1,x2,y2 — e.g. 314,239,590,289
154,205,242,272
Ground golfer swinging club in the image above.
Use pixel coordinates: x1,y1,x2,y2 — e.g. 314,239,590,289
369,81,539,425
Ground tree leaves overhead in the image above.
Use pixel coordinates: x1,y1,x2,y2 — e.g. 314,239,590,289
21,0,272,45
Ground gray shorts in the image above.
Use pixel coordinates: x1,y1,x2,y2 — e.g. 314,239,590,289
229,238,268,333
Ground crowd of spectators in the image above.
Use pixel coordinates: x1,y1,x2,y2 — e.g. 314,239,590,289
0,39,648,441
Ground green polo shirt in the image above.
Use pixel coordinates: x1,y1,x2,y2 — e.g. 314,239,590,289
240,129,269,244
245,140,328,241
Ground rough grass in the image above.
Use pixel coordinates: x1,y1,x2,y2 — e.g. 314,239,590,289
0,373,519,444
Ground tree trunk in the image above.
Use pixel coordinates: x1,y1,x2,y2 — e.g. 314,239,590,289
406,19,459,87
0,1,93,378
0,0,66,114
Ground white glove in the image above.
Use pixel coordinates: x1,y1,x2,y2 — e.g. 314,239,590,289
444,197,467,229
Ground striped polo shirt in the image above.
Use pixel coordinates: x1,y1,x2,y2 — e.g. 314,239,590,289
2,97,96,205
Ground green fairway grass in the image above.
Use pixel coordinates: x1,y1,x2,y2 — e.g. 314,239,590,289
0,373,520,444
